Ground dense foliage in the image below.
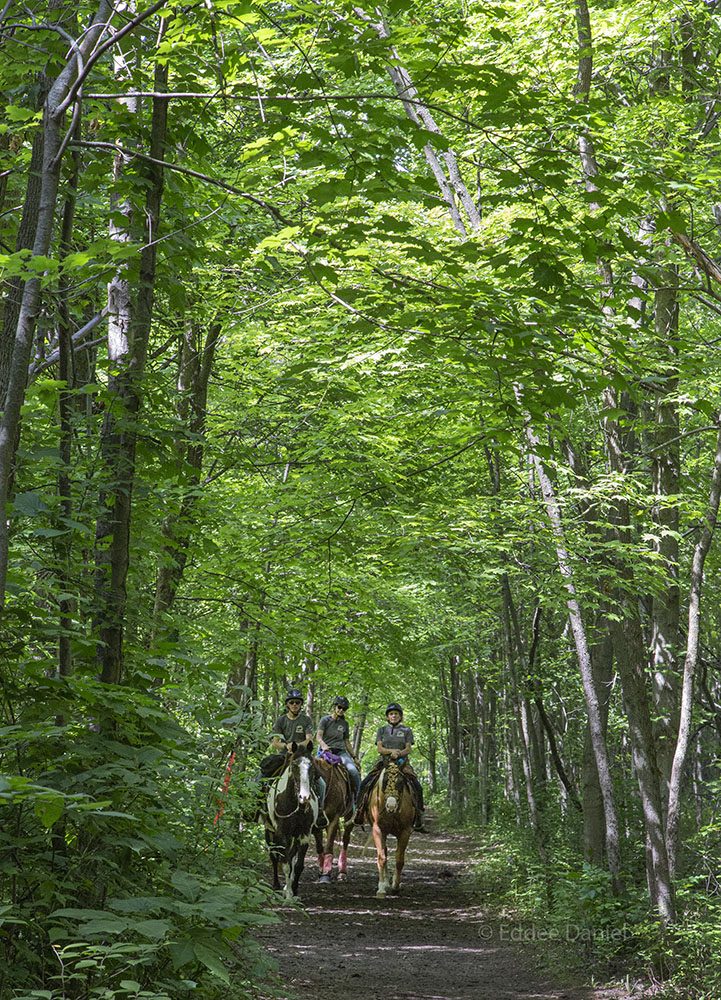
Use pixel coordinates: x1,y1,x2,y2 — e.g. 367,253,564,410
3,0,721,997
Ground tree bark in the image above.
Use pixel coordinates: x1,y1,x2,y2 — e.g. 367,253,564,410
1,126,45,409
651,271,681,789
666,416,721,877
94,60,169,683
502,576,548,864
56,124,81,681
150,318,221,644
0,1,113,626
602,392,676,921
351,690,369,756
523,416,623,888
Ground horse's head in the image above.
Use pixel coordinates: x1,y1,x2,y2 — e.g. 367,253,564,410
287,741,314,806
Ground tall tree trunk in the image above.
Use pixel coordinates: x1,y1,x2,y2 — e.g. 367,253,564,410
1,127,45,409
611,608,676,921
443,653,464,817
603,395,676,921
151,318,221,643
94,61,169,683
523,417,623,888
502,576,549,864
581,631,613,862
666,416,721,877
56,126,81,680
428,713,438,795
351,690,369,756
651,271,681,789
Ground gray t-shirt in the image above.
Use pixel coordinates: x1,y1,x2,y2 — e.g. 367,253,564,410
270,712,313,745
375,723,414,750
318,714,350,751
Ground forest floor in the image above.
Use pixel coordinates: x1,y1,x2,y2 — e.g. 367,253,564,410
254,816,643,1000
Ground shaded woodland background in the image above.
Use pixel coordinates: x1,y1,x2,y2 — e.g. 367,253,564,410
3,1,721,997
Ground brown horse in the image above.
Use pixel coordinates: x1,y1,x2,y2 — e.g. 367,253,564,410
264,742,321,901
313,757,354,882
367,759,416,898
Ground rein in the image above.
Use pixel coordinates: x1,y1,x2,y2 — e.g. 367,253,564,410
274,801,303,819
271,757,314,819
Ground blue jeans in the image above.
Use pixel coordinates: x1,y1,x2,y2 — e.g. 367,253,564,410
337,750,361,804
316,774,327,810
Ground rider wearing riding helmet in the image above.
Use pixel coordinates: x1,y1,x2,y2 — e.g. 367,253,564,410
259,687,327,827
354,702,426,830
316,696,362,804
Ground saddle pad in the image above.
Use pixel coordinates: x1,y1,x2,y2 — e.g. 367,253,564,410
320,749,342,765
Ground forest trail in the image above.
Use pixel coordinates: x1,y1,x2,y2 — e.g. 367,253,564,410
255,821,633,1000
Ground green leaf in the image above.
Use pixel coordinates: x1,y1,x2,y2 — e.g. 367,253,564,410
12,492,49,517
193,943,229,983
34,796,64,828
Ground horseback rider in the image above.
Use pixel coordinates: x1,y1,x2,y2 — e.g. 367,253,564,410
259,688,327,827
315,696,361,805
354,702,426,831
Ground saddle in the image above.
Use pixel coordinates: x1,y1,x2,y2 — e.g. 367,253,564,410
314,753,353,805
356,759,419,822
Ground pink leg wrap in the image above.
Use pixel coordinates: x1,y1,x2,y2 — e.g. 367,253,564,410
338,849,348,873
322,853,333,875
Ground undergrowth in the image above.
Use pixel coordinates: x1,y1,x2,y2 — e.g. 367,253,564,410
0,667,274,1000
442,812,721,1000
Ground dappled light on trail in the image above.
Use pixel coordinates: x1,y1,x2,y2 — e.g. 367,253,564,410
255,825,631,1000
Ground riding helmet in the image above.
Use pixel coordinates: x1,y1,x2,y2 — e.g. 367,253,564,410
285,687,303,702
386,702,403,719
333,695,350,710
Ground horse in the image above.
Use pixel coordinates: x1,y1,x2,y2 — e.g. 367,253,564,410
263,741,321,901
313,755,355,882
367,758,416,898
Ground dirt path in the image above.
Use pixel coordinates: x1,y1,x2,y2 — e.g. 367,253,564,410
255,823,635,1000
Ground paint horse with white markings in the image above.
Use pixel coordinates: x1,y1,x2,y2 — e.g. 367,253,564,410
264,742,321,901
367,758,416,898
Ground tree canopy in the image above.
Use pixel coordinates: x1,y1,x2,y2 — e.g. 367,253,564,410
3,0,721,996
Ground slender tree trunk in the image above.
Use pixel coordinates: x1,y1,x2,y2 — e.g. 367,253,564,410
611,608,676,921
582,631,613,861
603,393,676,920
443,653,464,816
502,576,549,864
523,417,623,888
56,128,81,680
351,690,369,756
667,416,721,876
651,271,681,789
94,61,169,683
0,1,113,625
1,127,45,408
151,319,221,642
428,713,438,795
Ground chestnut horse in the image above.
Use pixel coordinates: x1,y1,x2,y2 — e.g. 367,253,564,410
264,742,321,901
313,757,354,882
367,759,416,898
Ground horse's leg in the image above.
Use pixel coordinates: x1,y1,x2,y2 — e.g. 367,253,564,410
319,817,339,883
287,839,308,900
282,840,296,902
338,820,353,880
372,821,388,898
391,826,412,893
266,831,282,890
314,826,325,873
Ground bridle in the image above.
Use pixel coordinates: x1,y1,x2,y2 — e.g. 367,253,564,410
272,754,314,819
